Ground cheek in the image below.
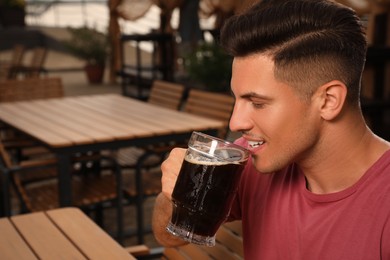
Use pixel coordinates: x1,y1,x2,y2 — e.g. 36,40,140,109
268,101,318,154
275,105,319,158
261,102,301,138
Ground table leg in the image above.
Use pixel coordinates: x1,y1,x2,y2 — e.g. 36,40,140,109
0,170,11,217
56,153,72,207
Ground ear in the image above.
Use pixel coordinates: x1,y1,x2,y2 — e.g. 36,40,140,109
316,80,347,121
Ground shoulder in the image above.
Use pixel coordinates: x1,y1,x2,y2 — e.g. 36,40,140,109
369,149,390,179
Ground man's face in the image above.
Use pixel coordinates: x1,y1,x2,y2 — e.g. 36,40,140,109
230,55,321,173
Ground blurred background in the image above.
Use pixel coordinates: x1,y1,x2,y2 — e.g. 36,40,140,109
0,0,389,252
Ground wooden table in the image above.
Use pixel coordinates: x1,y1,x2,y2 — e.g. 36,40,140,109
0,207,135,259
0,94,224,211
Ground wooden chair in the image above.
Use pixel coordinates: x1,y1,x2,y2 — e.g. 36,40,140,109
0,77,64,216
26,47,48,78
0,140,125,243
0,44,25,81
9,47,48,79
0,77,64,102
183,89,235,139
119,154,164,244
127,221,244,260
147,80,186,110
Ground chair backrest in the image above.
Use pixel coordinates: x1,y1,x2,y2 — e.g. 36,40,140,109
0,44,25,81
30,47,47,67
162,221,243,260
183,89,235,138
11,44,26,67
0,77,64,102
148,80,185,110
26,47,48,78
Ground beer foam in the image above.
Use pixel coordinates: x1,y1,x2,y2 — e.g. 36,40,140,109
186,147,247,165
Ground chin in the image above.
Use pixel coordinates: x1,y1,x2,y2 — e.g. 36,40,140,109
251,156,275,174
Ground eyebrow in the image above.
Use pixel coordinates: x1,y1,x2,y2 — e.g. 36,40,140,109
240,92,273,101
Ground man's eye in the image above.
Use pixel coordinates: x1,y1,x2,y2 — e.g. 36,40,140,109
252,103,265,109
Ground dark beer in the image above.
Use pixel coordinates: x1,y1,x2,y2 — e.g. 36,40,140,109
170,148,245,239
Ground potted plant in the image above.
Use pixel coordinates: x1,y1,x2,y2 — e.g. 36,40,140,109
64,26,109,84
184,41,232,93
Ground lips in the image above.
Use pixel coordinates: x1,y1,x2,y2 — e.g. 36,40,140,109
235,135,265,153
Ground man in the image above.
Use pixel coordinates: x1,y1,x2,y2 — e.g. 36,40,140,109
152,0,390,259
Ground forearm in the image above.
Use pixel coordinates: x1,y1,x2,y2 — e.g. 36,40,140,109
152,193,188,247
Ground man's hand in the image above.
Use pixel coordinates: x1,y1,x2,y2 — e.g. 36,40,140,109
152,147,188,247
160,148,186,200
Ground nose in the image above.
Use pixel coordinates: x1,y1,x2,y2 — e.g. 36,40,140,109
229,102,252,133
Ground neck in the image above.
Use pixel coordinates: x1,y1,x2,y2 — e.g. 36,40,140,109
300,112,390,194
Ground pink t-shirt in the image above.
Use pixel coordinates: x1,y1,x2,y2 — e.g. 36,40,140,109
229,139,390,259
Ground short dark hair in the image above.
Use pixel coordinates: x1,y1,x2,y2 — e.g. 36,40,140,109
220,0,367,104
